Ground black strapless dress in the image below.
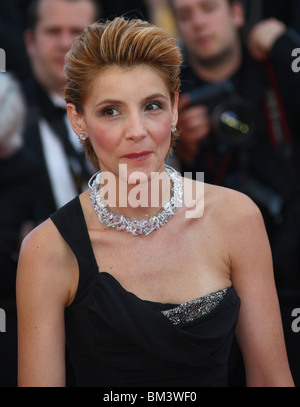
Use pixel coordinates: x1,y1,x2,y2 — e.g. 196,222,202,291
50,197,241,387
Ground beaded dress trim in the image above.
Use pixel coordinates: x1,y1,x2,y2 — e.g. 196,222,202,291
161,288,229,326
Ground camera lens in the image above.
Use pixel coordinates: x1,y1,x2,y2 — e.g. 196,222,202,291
211,98,257,148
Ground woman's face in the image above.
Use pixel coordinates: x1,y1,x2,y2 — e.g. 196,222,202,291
71,65,178,182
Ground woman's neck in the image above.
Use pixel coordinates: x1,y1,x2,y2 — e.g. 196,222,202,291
102,171,172,220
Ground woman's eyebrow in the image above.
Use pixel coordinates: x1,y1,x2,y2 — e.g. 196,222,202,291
94,93,169,108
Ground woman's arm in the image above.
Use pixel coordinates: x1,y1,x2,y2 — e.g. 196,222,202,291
225,192,294,387
16,220,77,387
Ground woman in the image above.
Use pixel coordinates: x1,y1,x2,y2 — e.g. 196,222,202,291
16,17,294,387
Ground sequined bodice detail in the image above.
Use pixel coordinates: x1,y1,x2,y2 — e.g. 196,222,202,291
161,288,229,325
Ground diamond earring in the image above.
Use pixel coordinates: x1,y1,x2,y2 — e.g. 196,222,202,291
171,125,177,132
79,133,87,141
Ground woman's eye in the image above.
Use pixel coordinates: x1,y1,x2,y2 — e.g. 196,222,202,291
146,102,162,111
102,107,119,117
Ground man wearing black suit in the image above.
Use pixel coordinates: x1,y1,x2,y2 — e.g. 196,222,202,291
23,0,100,220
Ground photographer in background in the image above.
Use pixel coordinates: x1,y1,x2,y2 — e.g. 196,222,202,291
170,0,300,386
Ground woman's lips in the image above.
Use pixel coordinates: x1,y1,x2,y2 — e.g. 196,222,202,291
121,152,152,161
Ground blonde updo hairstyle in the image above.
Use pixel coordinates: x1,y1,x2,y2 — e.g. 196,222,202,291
64,17,182,169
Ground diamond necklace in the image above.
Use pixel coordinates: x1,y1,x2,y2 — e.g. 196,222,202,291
88,165,183,236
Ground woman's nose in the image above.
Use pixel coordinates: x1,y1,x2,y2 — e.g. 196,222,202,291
124,112,147,141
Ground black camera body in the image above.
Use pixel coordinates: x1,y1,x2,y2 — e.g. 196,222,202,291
186,81,259,149
185,81,284,223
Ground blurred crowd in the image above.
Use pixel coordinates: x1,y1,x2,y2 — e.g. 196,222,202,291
1,0,300,387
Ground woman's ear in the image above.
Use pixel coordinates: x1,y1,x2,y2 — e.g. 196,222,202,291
66,103,86,136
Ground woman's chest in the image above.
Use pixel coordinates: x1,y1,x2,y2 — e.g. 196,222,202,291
90,225,231,304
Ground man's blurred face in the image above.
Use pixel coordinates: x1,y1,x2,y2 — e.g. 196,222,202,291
172,0,244,64
26,0,96,93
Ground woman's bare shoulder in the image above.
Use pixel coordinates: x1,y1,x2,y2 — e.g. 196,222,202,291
203,182,262,224
17,218,77,306
182,177,261,223
20,218,68,260
203,183,269,265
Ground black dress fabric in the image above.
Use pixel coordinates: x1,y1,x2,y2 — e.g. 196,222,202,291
50,197,241,387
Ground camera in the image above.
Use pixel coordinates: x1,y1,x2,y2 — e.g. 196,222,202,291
186,81,259,149
185,82,284,223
